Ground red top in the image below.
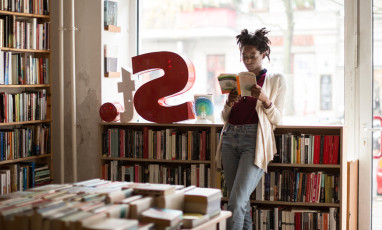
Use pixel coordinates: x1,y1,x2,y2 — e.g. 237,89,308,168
227,70,266,125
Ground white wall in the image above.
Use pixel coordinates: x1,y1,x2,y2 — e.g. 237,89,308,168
52,0,104,182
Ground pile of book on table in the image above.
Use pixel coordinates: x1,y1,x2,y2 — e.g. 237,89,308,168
0,179,223,230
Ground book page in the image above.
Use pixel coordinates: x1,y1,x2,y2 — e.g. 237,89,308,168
237,72,257,97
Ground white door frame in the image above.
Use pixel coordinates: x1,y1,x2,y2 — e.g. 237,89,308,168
345,0,373,229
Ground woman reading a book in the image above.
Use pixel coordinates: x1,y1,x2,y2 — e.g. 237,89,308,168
216,28,286,229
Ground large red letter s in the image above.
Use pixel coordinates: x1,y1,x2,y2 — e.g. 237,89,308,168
132,51,196,123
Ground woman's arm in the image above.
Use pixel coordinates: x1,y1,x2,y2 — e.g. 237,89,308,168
221,90,239,122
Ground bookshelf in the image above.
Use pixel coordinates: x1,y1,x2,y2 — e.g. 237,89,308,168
99,122,222,188
251,126,344,229
99,123,345,229
0,1,52,194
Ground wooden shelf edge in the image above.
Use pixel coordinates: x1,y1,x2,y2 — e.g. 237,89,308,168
221,197,340,207
104,72,120,78
0,84,50,88
0,154,51,165
99,121,223,128
0,47,50,53
0,10,50,18
100,157,211,164
104,25,121,32
0,120,52,126
268,163,341,169
250,200,341,207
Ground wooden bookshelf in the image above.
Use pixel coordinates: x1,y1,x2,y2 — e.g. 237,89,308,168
0,3,53,192
99,123,345,229
99,122,220,188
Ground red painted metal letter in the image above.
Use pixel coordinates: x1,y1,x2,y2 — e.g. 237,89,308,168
132,51,196,123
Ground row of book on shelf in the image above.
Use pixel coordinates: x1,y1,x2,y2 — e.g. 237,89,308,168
0,124,50,161
247,206,338,230
217,169,338,204
0,89,47,123
273,133,340,165
0,0,50,15
0,162,51,195
0,15,50,50
102,127,211,161
0,52,49,85
0,179,223,230
102,160,211,189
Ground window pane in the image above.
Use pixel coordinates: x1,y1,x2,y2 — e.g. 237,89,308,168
138,0,344,125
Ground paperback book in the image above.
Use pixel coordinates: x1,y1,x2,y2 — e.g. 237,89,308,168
217,72,257,96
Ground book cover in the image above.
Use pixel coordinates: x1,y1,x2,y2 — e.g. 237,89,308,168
194,94,214,123
104,0,118,27
217,73,237,94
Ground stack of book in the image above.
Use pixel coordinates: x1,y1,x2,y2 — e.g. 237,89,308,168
0,179,224,230
183,187,222,228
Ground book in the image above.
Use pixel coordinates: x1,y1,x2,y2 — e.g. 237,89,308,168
133,184,176,196
217,72,257,96
236,72,257,96
154,187,189,210
104,0,118,27
82,218,138,230
184,188,221,215
129,197,153,219
217,73,237,94
194,94,214,123
140,208,182,229
182,213,209,228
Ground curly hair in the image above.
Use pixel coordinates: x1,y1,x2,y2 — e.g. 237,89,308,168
236,28,271,61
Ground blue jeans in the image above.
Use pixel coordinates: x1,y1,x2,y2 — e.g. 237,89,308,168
221,124,264,230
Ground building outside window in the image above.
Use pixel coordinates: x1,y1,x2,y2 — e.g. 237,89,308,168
138,0,344,125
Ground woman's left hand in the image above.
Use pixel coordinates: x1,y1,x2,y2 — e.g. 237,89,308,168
251,85,271,107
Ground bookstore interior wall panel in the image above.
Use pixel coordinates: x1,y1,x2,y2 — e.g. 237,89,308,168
0,0,52,194
99,123,344,229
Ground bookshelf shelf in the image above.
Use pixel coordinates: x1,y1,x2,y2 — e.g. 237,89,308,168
0,154,51,165
0,1,53,192
104,72,120,78
250,200,341,208
0,47,50,53
221,197,340,207
0,119,52,126
0,84,50,88
0,10,49,19
104,25,121,33
100,157,211,164
268,163,341,169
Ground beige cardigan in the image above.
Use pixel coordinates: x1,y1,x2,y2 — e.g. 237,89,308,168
215,72,287,173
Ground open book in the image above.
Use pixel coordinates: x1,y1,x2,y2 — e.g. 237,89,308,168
217,72,257,96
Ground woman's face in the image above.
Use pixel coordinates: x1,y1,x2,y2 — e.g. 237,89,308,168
241,45,265,74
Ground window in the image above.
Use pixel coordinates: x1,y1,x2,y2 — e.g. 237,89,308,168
138,0,344,125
